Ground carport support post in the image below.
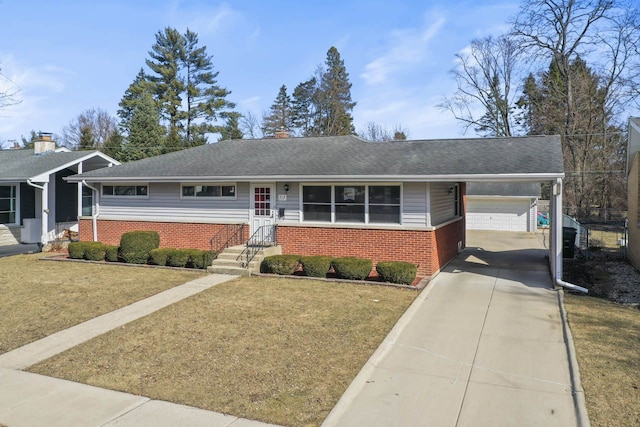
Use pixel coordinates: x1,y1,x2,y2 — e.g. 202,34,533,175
551,178,563,280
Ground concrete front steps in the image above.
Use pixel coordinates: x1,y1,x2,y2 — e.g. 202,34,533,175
207,244,282,276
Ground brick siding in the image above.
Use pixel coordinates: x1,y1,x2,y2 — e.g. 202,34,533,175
79,219,249,250
277,219,464,277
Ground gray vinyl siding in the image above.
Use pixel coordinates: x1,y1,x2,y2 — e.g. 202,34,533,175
99,182,250,222
430,182,457,225
402,182,427,227
275,182,300,222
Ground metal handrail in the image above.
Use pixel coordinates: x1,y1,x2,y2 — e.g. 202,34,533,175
240,224,276,268
209,224,246,261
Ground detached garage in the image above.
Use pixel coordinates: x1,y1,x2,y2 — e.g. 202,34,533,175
466,183,540,232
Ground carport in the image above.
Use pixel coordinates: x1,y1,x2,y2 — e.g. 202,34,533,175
461,175,585,293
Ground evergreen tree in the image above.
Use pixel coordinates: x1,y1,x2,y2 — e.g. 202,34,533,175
183,29,234,146
262,85,294,137
146,27,186,142
77,126,96,150
122,92,164,161
118,68,154,131
218,112,243,141
318,46,356,135
291,77,318,136
103,129,124,162
517,57,624,218
290,47,356,137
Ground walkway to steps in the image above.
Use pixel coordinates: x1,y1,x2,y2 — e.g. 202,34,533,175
208,244,282,275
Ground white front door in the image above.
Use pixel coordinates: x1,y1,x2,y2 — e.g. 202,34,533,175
250,184,275,243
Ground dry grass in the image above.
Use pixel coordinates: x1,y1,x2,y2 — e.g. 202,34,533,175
0,253,205,354
29,276,417,426
564,295,640,427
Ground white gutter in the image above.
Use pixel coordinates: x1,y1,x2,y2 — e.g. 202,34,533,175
82,180,100,242
66,173,564,184
26,178,45,190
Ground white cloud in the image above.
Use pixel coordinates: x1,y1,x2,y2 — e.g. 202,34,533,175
361,15,446,85
0,54,70,138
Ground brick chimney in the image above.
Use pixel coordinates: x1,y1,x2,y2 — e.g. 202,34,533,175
274,128,290,139
34,132,56,155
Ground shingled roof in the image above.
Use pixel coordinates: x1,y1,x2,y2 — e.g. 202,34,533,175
0,149,109,181
68,135,564,182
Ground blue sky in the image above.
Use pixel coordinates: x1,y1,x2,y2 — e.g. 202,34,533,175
0,0,518,144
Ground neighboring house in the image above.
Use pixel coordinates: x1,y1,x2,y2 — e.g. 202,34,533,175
67,135,564,278
626,117,640,270
0,134,119,247
466,182,540,232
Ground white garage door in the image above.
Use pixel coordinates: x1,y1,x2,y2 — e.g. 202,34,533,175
466,198,530,231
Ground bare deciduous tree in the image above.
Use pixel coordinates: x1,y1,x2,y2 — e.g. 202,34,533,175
62,108,118,151
239,110,264,139
359,122,410,142
439,35,520,137
512,0,639,219
0,66,21,113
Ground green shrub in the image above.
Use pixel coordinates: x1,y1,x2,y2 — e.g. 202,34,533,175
300,256,333,277
186,249,212,269
376,261,418,285
83,242,107,261
260,255,300,275
149,248,174,266
331,257,373,280
119,231,160,264
104,245,119,262
67,241,85,259
166,249,190,268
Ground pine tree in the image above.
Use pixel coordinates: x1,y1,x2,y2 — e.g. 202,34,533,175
290,47,356,137
146,27,186,142
122,92,165,161
218,112,243,141
103,129,124,161
118,68,153,131
318,46,356,135
77,126,96,150
183,29,235,146
262,85,294,137
291,77,318,136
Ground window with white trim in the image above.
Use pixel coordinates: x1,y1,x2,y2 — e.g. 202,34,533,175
81,186,93,216
181,184,236,199
302,184,401,224
302,185,332,222
0,185,16,223
102,184,148,197
369,185,401,223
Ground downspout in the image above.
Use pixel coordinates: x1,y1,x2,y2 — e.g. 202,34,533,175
26,179,47,246
552,177,588,293
82,180,99,242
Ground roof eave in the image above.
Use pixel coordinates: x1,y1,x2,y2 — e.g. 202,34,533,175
67,173,565,183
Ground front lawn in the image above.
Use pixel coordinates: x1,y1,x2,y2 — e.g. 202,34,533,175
564,295,640,427
0,254,205,354
28,276,417,426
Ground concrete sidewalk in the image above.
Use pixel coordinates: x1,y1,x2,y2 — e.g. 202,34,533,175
323,231,584,427
0,273,279,427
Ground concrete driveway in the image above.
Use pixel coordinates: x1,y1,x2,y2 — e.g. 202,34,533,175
323,230,583,427
0,243,41,258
